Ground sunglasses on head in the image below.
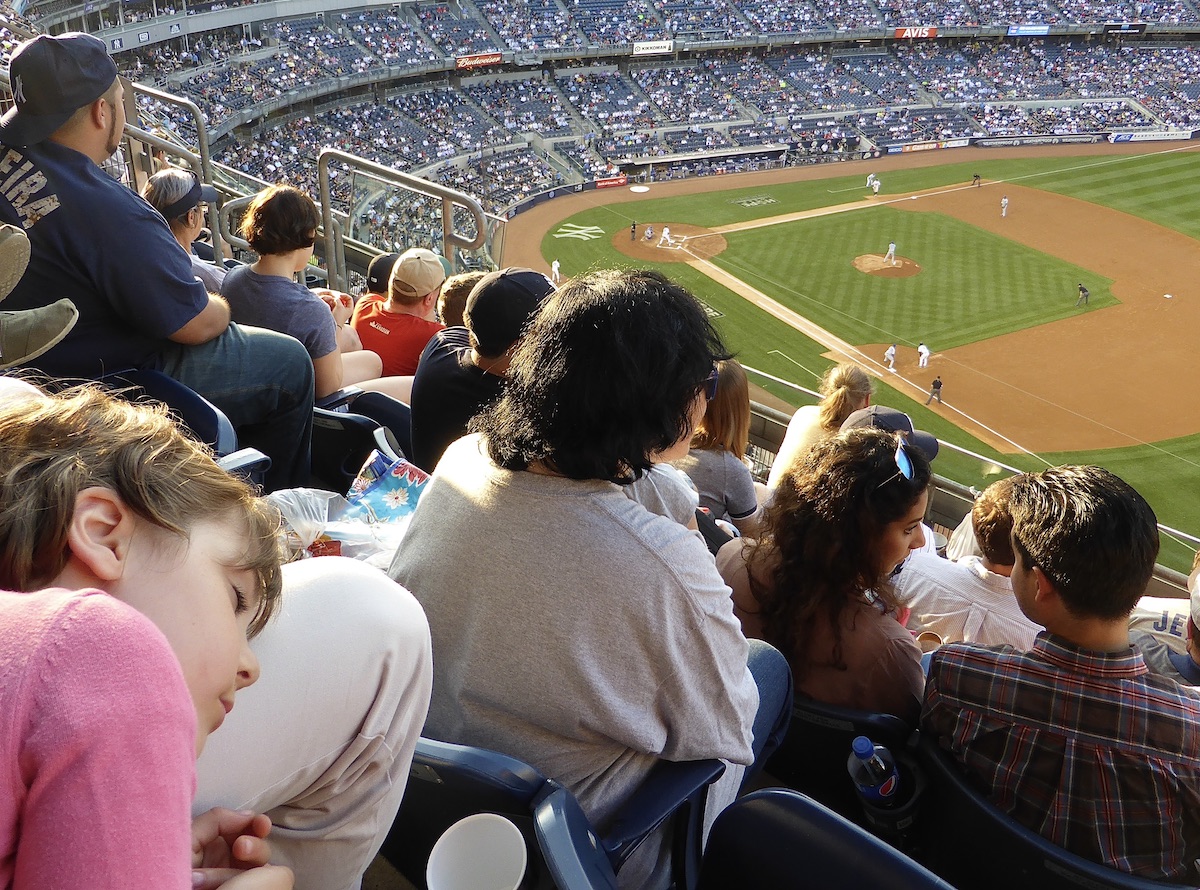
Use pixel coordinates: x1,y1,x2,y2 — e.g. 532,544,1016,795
875,438,915,490
703,365,719,401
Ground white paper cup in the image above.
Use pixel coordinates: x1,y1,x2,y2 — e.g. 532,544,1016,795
426,812,528,890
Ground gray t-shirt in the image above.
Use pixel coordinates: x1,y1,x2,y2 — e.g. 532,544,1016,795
190,253,226,294
221,265,337,360
389,434,758,888
671,448,758,522
1133,632,1200,686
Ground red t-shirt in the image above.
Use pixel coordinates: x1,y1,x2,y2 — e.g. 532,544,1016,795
351,295,445,377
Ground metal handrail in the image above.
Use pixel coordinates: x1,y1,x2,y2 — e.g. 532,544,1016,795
317,147,487,290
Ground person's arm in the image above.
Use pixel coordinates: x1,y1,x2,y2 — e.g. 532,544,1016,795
312,350,345,400
168,294,231,345
724,451,763,537
16,594,196,889
730,508,762,538
336,323,362,353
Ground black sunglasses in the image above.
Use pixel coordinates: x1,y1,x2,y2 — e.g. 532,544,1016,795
703,365,719,401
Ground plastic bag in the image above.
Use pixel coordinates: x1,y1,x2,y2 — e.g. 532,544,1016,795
266,451,430,567
267,487,347,558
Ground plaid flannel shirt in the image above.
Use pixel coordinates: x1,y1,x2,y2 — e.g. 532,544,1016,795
922,633,1200,881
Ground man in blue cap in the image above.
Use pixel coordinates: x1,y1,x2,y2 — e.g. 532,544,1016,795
0,33,313,492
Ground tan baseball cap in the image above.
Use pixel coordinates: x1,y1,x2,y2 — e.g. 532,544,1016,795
389,248,447,300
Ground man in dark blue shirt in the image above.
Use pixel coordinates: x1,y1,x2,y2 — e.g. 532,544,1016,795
0,33,313,491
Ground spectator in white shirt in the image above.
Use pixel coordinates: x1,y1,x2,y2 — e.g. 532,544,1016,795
895,476,1041,649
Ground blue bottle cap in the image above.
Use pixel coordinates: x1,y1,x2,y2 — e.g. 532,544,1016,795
852,736,874,758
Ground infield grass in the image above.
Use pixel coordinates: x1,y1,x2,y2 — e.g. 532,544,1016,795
542,149,1200,569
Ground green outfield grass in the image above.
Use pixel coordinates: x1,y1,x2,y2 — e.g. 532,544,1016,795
541,150,1200,570
715,207,1112,350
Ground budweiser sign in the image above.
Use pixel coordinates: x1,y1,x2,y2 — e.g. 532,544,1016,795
595,174,628,188
456,52,502,69
893,26,938,37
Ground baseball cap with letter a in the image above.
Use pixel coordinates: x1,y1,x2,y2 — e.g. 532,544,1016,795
0,33,119,148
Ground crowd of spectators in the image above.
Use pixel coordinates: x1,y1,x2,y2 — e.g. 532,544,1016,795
568,0,666,44
559,69,657,130
338,9,443,68
652,0,755,39
634,64,747,124
474,0,585,51
25,0,1200,45
852,107,984,145
463,77,577,137
176,34,1200,218
414,2,500,56
43,11,1200,220
975,99,1154,134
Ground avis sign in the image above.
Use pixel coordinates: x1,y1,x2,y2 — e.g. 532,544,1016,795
893,26,938,37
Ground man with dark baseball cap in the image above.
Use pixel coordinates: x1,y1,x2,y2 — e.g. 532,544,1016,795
0,32,314,493
0,33,119,148
409,267,554,471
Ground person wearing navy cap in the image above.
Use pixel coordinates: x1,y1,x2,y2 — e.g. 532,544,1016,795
408,266,555,472
0,32,314,495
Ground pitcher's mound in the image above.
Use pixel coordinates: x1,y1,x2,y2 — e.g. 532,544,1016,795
854,254,921,277
614,224,728,263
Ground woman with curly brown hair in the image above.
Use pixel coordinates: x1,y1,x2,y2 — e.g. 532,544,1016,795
718,426,930,723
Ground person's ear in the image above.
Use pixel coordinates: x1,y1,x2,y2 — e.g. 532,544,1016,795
1031,566,1057,602
64,487,136,583
90,96,108,131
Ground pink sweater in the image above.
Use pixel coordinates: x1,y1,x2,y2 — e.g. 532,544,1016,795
0,588,196,889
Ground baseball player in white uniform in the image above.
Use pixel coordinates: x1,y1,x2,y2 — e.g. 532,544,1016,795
867,173,877,188
550,259,561,285
884,241,897,265
872,179,881,196
884,343,897,371
917,342,931,368
1001,195,1009,218
658,226,673,247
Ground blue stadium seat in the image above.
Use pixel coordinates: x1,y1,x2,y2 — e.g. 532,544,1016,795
381,737,725,889
696,789,956,889
766,696,914,824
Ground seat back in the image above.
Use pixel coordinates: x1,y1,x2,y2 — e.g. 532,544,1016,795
380,737,555,889
697,789,955,889
310,406,402,492
102,368,238,455
347,390,413,460
767,697,912,821
382,738,725,890
915,735,1197,890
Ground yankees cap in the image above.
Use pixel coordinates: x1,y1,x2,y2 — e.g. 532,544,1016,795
0,33,119,148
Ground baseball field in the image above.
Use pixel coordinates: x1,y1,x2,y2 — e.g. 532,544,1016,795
503,144,1200,571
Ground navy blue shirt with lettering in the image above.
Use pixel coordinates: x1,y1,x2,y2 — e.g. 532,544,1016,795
0,140,208,375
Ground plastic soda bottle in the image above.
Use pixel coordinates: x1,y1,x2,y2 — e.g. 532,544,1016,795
847,735,901,808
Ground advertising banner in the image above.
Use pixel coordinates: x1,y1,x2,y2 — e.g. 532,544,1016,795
455,52,503,70
633,40,675,55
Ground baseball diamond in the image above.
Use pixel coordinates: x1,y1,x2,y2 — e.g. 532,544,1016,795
505,143,1200,570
